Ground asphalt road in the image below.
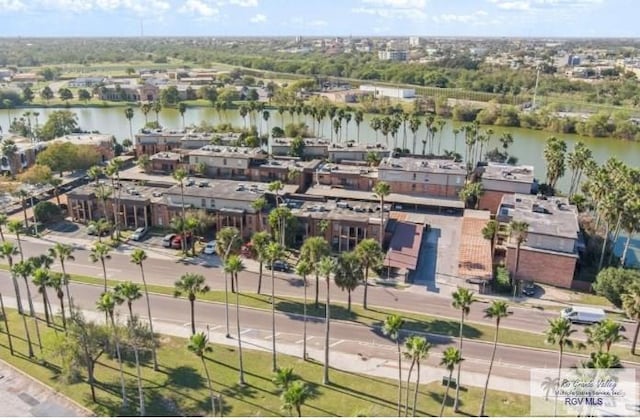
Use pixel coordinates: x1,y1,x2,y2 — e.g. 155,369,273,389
15,235,602,344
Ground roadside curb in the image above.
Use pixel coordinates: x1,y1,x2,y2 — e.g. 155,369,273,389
0,358,95,417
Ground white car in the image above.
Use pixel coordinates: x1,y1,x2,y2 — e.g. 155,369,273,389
203,240,217,255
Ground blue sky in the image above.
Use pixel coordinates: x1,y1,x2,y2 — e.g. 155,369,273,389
0,0,635,37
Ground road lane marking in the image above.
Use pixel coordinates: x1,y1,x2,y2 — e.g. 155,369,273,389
264,332,281,339
329,339,345,348
240,329,252,335
295,335,313,344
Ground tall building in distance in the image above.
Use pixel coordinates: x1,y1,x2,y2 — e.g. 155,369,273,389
408,36,423,47
378,49,408,61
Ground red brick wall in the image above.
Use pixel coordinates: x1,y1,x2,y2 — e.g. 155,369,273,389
478,190,505,214
506,247,577,289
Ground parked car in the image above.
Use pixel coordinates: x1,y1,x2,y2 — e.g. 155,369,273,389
203,240,217,255
185,178,195,186
560,306,606,324
162,233,176,248
87,224,109,236
171,234,193,250
522,282,537,297
131,226,150,241
266,260,290,272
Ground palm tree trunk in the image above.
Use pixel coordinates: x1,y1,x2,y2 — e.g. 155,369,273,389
127,301,133,321
20,304,34,358
453,313,465,412
631,320,639,355
139,265,158,371
323,277,330,385
598,223,610,271
440,371,453,416
314,273,320,307
296,405,301,417
201,358,216,416
621,234,633,267
235,274,245,385
0,227,4,242
22,275,42,349
363,265,369,310
110,314,128,409
190,298,195,335
101,260,107,292
479,324,499,416
58,293,66,330
347,290,351,312
42,289,51,326
405,359,416,416
396,340,403,417
412,360,420,416
134,342,145,416
0,293,14,355
271,267,277,372
61,261,73,317
16,234,23,262
303,275,308,361
224,267,230,338
554,347,563,417
257,262,263,294
11,273,23,315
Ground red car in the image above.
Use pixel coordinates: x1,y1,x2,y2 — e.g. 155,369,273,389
241,242,254,258
171,234,193,249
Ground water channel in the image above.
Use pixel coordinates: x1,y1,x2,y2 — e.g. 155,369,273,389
1,106,638,264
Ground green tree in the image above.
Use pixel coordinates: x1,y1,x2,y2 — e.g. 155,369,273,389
124,107,134,142
546,317,577,416
251,231,271,295
114,281,142,320
78,89,91,102
174,273,210,335
187,332,217,416
382,314,405,416
451,287,475,412
372,181,390,244
40,86,54,103
273,366,296,391
334,251,362,312
7,220,25,260
622,285,640,355
355,238,383,310
318,256,336,385
40,110,78,141
0,242,22,314
509,221,529,297
403,335,430,416
439,347,463,416
178,102,187,129
281,381,311,417
32,268,54,326
48,272,67,329
89,242,111,292
300,236,330,307
160,86,179,107
172,168,188,252
585,318,625,353
49,243,74,317
289,136,305,158
593,267,640,308
58,87,73,101
459,181,484,209
266,241,285,371
543,136,567,191
22,86,34,103
295,260,312,360
130,249,158,370
479,300,510,416
224,254,246,385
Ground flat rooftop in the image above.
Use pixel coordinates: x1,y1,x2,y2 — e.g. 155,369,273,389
480,163,535,184
305,185,465,209
50,133,113,145
272,137,330,147
164,180,299,201
69,181,167,204
187,145,266,159
317,162,378,177
384,222,424,271
500,194,579,239
379,157,466,175
289,199,382,224
150,151,182,160
257,158,321,171
136,128,187,138
328,142,389,153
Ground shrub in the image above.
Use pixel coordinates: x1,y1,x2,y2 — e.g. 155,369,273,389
34,201,62,224
493,266,511,294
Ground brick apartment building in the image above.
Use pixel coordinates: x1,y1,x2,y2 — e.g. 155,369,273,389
378,157,466,197
477,163,538,214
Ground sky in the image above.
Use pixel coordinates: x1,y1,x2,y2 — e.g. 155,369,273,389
0,0,636,38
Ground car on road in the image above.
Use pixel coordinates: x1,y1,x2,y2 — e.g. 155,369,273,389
522,282,538,297
185,178,195,186
162,233,176,248
87,224,109,236
203,240,217,255
266,260,290,272
171,234,193,250
131,226,150,241
560,306,606,324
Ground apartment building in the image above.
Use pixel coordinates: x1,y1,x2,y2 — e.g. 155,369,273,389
328,143,390,163
378,157,466,197
497,194,581,289
135,129,187,156
314,162,377,191
187,146,267,179
271,137,329,159
477,163,537,214
248,158,320,191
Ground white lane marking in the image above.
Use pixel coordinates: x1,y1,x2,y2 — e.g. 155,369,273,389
264,332,281,339
329,339,345,348
295,335,313,344
240,329,252,335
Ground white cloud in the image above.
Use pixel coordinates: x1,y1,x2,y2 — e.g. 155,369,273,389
10,0,170,15
489,0,603,11
353,0,427,20
0,0,27,12
179,0,219,17
228,0,258,6
249,13,266,23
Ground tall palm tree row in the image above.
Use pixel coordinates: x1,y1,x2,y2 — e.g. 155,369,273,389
404,335,430,416
440,346,463,416
224,254,246,385
479,300,510,417
174,273,210,335
187,332,217,416
130,249,159,371
451,287,475,412
295,260,312,361
545,317,576,417
382,314,404,416
318,255,336,385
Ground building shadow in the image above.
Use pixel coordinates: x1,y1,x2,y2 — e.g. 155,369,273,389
412,227,440,292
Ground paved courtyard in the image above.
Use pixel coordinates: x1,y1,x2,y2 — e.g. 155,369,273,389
0,360,91,417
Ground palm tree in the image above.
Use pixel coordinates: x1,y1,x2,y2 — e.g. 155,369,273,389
114,281,142,320
354,110,363,143
545,317,576,416
124,107,134,143
224,255,246,385
89,242,111,292
482,220,499,256
252,231,271,295
273,366,295,391
459,182,484,209
0,241,23,314
130,249,158,370
140,102,151,124
451,287,475,412
452,128,460,154
87,165,102,186
479,300,510,417
251,197,267,232
509,221,529,297
0,213,7,242
372,181,391,245
295,260,312,360
7,220,24,261
318,256,336,385
48,272,67,329
174,273,209,335
404,336,430,416
382,314,405,416
11,259,42,350
49,243,74,316
266,241,285,371
622,286,640,355
89,218,110,243
172,168,189,252
585,318,625,353
0,292,14,355
152,101,162,124
215,226,241,337
281,381,311,417
188,332,216,416
300,236,330,308
334,251,362,312
32,268,53,326
439,347,463,416
96,291,128,408
178,102,187,129
355,239,383,310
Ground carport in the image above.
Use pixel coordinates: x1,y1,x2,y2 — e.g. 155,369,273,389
382,221,425,283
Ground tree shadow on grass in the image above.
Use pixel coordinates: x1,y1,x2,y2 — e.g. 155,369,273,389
219,384,280,416
165,365,205,390
275,300,357,323
368,311,480,342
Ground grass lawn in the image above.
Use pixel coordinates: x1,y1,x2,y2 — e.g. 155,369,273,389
0,309,530,417
62,271,640,364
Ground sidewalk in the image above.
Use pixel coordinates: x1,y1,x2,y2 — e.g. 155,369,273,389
2,297,532,398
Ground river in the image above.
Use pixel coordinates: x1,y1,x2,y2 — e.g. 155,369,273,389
1,105,638,266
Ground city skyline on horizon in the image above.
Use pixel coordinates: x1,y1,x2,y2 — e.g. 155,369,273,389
0,0,636,38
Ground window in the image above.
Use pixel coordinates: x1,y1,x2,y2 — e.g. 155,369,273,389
412,173,416,180
210,199,215,208
201,198,206,207
412,184,416,191
223,158,227,165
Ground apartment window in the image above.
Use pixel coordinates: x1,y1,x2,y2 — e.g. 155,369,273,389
201,198,206,207
456,176,462,185
210,199,215,208
194,157,199,163
412,184,416,191
412,173,416,180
